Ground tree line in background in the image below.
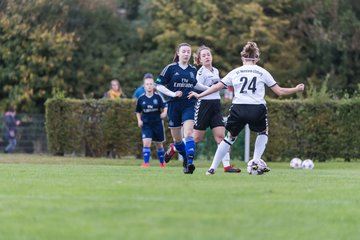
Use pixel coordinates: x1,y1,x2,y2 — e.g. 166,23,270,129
0,0,359,112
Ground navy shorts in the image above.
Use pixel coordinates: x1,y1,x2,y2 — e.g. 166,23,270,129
141,121,165,142
194,99,225,130
167,99,195,128
225,104,268,137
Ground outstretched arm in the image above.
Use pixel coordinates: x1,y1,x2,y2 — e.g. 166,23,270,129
194,82,209,91
271,83,305,97
188,82,225,99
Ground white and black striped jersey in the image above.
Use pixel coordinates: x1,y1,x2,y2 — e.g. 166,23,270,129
196,66,221,100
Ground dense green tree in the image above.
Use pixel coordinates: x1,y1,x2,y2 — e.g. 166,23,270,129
1,0,359,113
148,0,304,89
0,0,76,112
62,2,136,98
0,0,139,110
292,0,360,95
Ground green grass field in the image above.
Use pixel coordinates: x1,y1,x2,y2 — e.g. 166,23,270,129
0,154,359,240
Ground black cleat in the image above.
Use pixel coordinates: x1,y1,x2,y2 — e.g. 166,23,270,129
206,168,215,175
183,164,195,174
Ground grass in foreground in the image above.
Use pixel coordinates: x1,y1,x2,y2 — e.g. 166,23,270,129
0,154,359,240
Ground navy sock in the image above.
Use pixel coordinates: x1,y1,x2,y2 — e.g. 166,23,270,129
143,147,151,164
157,148,165,164
185,136,196,164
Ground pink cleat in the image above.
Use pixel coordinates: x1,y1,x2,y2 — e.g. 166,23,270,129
141,163,150,168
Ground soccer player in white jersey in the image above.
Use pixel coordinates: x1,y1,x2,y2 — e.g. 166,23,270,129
193,45,241,173
188,42,305,174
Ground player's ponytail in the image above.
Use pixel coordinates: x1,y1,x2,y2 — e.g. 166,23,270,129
241,42,260,61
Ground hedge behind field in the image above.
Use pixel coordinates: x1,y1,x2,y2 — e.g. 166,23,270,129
264,99,360,161
45,98,142,158
45,98,360,161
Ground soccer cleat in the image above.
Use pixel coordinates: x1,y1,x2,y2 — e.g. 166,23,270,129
224,165,241,173
141,163,150,168
253,167,270,175
183,163,195,174
206,168,215,175
164,143,176,163
261,166,271,173
159,163,166,168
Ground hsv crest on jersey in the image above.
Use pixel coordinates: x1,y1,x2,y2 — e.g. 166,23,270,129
190,72,195,79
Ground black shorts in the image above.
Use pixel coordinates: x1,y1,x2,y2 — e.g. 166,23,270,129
194,99,225,130
225,104,268,137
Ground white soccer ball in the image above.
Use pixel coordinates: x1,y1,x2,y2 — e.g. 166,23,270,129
290,157,302,169
247,159,268,175
301,159,314,169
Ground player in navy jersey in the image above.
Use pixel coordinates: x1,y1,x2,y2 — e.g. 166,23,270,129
156,42,209,174
188,42,305,175
136,74,168,168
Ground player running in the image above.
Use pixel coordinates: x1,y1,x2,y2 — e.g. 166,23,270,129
155,42,208,174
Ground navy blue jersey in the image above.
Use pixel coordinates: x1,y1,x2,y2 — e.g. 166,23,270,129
156,62,198,103
135,93,166,123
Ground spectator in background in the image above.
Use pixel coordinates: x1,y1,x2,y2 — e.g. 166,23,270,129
135,75,168,168
104,79,126,99
3,107,20,153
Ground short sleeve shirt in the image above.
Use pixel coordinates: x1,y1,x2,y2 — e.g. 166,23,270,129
196,66,221,100
135,93,167,123
221,65,277,105
156,62,198,103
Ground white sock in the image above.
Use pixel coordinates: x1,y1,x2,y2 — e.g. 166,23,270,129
210,140,231,170
221,148,231,168
253,134,268,160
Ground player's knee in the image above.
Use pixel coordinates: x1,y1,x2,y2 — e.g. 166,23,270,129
214,135,224,145
194,135,202,143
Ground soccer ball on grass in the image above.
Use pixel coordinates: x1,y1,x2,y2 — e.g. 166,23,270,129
290,157,302,169
301,159,314,169
247,159,269,175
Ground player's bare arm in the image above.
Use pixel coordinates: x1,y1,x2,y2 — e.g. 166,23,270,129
188,82,224,99
160,108,168,119
271,83,305,97
136,112,143,128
